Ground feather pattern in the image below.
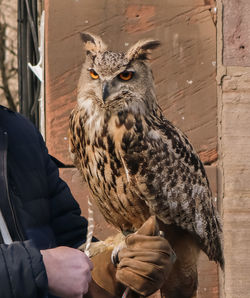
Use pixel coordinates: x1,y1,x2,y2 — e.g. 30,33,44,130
69,33,224,297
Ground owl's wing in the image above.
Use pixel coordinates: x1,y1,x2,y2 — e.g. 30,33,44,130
119,112,224,267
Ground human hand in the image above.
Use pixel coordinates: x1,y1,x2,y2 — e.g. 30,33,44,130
41,246,93,298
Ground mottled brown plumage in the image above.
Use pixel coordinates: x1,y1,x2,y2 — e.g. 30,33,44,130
69,33,224,297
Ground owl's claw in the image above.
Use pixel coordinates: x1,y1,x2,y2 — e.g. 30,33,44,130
111,241,127,266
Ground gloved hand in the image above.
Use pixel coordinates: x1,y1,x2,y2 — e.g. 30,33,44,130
90,216,175,297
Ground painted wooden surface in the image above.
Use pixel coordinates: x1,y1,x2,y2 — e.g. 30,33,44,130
45,0,217,166
45,1,219,297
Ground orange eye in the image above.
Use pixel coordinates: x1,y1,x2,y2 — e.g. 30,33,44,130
119,71,134,81
89,69,99,80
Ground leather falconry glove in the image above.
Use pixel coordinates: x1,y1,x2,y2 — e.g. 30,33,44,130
89,216,176,297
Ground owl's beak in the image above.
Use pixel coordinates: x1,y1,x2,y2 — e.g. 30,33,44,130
102,82,110,102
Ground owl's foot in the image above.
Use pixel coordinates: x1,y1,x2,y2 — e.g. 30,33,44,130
78,240,108,257
78,232,125,257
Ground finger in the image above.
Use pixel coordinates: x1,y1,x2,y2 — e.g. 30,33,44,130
136,216,158,236
88,259,94,271
82,274,92,296
86,270,92,284
116,266,162,296
118,257,167,278
125,234,172,252
82,283,90,296
83,253,94,270
118,249,173,266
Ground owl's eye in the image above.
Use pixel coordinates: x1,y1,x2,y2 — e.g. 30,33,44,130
118,71,134,81
89,69,99,80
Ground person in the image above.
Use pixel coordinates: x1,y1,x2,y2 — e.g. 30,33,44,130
0,105,175,298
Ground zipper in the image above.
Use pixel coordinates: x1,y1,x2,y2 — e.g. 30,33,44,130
1,131,24,241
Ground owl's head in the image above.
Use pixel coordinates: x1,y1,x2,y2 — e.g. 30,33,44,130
77,33,160,112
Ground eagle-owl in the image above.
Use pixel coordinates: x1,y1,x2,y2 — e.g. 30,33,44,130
69,33,224,298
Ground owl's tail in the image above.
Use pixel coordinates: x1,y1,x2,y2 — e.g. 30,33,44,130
204,204,224,270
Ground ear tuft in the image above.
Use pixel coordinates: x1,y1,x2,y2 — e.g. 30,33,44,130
126,39,160,61
141,40,161,51
80,33,96,45
79,32,107,56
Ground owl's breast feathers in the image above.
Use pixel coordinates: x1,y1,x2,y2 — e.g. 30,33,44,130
69,105,224,268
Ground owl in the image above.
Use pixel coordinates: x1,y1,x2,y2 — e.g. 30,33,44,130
69,33,224,298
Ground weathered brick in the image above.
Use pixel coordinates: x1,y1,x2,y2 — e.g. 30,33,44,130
223,0,250,66
220,69,250,297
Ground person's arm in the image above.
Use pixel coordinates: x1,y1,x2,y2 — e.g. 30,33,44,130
0,240,48,298
36,132,94,297
38,132,89,248
0,240,93,298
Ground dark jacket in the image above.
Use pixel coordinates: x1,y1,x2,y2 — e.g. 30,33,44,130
0,105,88,298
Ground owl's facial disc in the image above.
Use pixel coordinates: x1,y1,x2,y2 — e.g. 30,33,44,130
88,66,136,103
103,69,135,102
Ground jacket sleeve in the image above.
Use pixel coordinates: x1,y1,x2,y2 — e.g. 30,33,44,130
0,240,48,298
38,132,89,248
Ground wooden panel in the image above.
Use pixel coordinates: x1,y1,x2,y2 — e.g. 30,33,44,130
223,0,250,66
197,252,219,298
45,0,217,165
221,69,250,297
